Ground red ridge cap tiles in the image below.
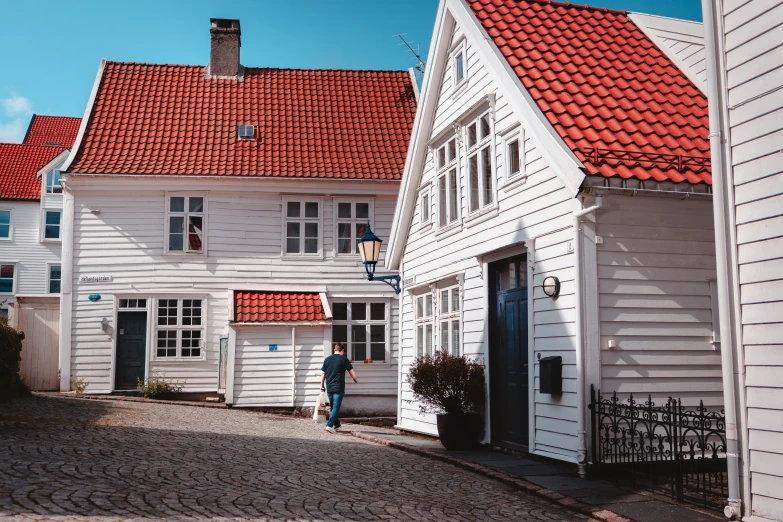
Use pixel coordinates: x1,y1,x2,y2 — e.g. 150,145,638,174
0,144,66,200
468,0,711,185
24,115,81,148
234,291,327,323
67,64,417,180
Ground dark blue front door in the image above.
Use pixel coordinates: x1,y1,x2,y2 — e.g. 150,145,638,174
489,255,529,448
115,312,147,390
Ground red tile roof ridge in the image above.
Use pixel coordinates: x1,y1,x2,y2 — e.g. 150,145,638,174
103,59,411,74
523,0,626,15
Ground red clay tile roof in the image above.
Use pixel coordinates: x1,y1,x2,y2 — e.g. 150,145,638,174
234,291,327,323
23,115,81,148
0,144,66,200
66,63,417,179
468,0,711,185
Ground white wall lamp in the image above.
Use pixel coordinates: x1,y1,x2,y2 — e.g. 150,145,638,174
542,276,560,298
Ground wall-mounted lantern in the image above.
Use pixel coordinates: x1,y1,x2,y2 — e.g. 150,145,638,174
357,222,401,294
542,275,560,298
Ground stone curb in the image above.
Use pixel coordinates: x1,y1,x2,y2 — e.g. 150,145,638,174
35,392,228,409
346,430,634,522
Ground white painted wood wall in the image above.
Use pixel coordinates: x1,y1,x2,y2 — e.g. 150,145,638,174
10,296,60,391
722,0,783,517
65,178,400,398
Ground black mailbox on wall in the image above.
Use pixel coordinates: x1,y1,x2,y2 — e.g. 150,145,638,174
539,355,563,395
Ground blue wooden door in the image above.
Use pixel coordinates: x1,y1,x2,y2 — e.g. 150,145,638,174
489,255,529,448
115,312,147,390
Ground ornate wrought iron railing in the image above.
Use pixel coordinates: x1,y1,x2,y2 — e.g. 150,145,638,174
589,386,727,510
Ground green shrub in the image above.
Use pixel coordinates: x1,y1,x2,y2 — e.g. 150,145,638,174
407,351,485,415
70,376,88,396
0,317,30,401
137,371,184,400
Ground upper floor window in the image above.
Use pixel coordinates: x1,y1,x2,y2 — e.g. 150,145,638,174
466,112,494,213
415,293,434,357
42,210,61,241
336,201,370,255
0,210,10,239
332,302,388,363
419,186,431,226
437,138,459,228
452,39,467,89
505,128,525,182
438,285,461,355
167,195,205,254
284,199,321,256
155,298,204,359
46,165,64,194
0,264,15,294
48,265,61,293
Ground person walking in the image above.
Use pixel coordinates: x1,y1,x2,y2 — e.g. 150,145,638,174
320,342,358,433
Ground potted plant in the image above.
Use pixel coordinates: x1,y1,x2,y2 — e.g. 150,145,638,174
407,351,486,450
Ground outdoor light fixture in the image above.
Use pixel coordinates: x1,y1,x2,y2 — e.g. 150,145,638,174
542,276,560,298
357,222,401,294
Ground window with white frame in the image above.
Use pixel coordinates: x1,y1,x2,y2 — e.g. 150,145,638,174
438,285,461,355
284,199,321,255
419,186,431,226
155,298,204,358
0,264,15,294
415,293,434,357
46,164,64,194
42,210,61,240
0,210,10,239
48,265,61,293
167,195,205,253
506,130,524,181
453,40,466,88
336,201,370,255
466,112,494,213
119,298,147,309
331,302,387,362
436,138,459,228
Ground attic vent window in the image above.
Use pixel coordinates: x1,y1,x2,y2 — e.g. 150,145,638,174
238,125,255,141
45,142,63,147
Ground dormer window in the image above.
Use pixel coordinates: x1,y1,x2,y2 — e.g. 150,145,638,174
238,125,256,141
46,164,63,194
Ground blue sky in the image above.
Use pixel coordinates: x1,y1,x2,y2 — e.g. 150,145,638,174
0,0,703,143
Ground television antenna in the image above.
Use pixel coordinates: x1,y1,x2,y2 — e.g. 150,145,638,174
395,34,425,83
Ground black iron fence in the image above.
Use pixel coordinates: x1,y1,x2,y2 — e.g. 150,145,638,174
589,386,727,510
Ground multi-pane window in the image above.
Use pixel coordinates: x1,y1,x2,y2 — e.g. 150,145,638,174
437,138,459,228
466,112,494,213
43,210,61,240
0,210,10,239
0,264,14,293
336,201,370,255
507,136,523,179
438,286,461,356
155,298,204,358
285,200,320,255
46,165,63,194
419,188,431,225
48,265,61,293
332,302,387,362
119,298,147,309
167,196,205,253
415,293,434,357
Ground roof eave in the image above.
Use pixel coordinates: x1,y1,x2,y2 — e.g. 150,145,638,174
62,59,107,174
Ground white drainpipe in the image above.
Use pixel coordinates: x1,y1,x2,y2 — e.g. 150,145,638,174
701,0,742,517
574,195,602,478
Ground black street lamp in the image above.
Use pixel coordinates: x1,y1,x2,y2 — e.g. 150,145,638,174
357,222,401,294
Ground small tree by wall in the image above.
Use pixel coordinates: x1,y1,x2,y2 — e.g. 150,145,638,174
0,318,30,401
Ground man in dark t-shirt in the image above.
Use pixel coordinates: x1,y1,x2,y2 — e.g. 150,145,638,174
320,342,358,433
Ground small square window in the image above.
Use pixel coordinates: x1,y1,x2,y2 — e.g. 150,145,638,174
370,303,385,320
44,211,61,240
238,125,255,140
287,201,301,218
305,202,319,218
0,210,10,239
338,202,352,219
333,303,348,321
170,197,185,213
352,303,367,321
0,264,14,293
48,265,61,293
157,330,177,357
356,203,369,219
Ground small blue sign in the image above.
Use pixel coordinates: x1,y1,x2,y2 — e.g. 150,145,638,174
269,344,278,351
88,294,101,302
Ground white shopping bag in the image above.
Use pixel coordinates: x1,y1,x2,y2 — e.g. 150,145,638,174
313,391,328,424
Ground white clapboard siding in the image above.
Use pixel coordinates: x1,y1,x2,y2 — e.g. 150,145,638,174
723,0,783,516
397,21,578,462
0,199,62,305
68,185,400,395
596,195,721,407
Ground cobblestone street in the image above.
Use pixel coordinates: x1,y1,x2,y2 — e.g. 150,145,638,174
0,396,590,521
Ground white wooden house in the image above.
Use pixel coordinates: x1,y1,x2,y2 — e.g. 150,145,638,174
387,0,721,472
59,19,416,414
0,115,80,390
703,0,783,519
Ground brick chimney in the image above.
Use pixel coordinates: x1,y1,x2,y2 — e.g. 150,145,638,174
208,18,242,80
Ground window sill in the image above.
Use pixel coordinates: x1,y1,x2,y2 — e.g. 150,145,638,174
419,222,433,234
502,174,528,192
349,360,392,368
281,254,325,261
452,79,469,100
435,222,462,241
41,239,62,244
164,251,207,257
464,206,499,228
152,357,207,363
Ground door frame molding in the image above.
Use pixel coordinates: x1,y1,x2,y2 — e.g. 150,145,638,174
112,299,151,392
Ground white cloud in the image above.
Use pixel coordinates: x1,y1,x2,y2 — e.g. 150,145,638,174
0,118,26,143
2,94,33,117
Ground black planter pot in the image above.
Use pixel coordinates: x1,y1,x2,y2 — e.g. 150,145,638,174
436,412,482,451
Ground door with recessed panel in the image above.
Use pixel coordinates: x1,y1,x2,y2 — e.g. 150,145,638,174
115,312,147,390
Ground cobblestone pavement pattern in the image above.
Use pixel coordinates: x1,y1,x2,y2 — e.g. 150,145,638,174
0,396,591,521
